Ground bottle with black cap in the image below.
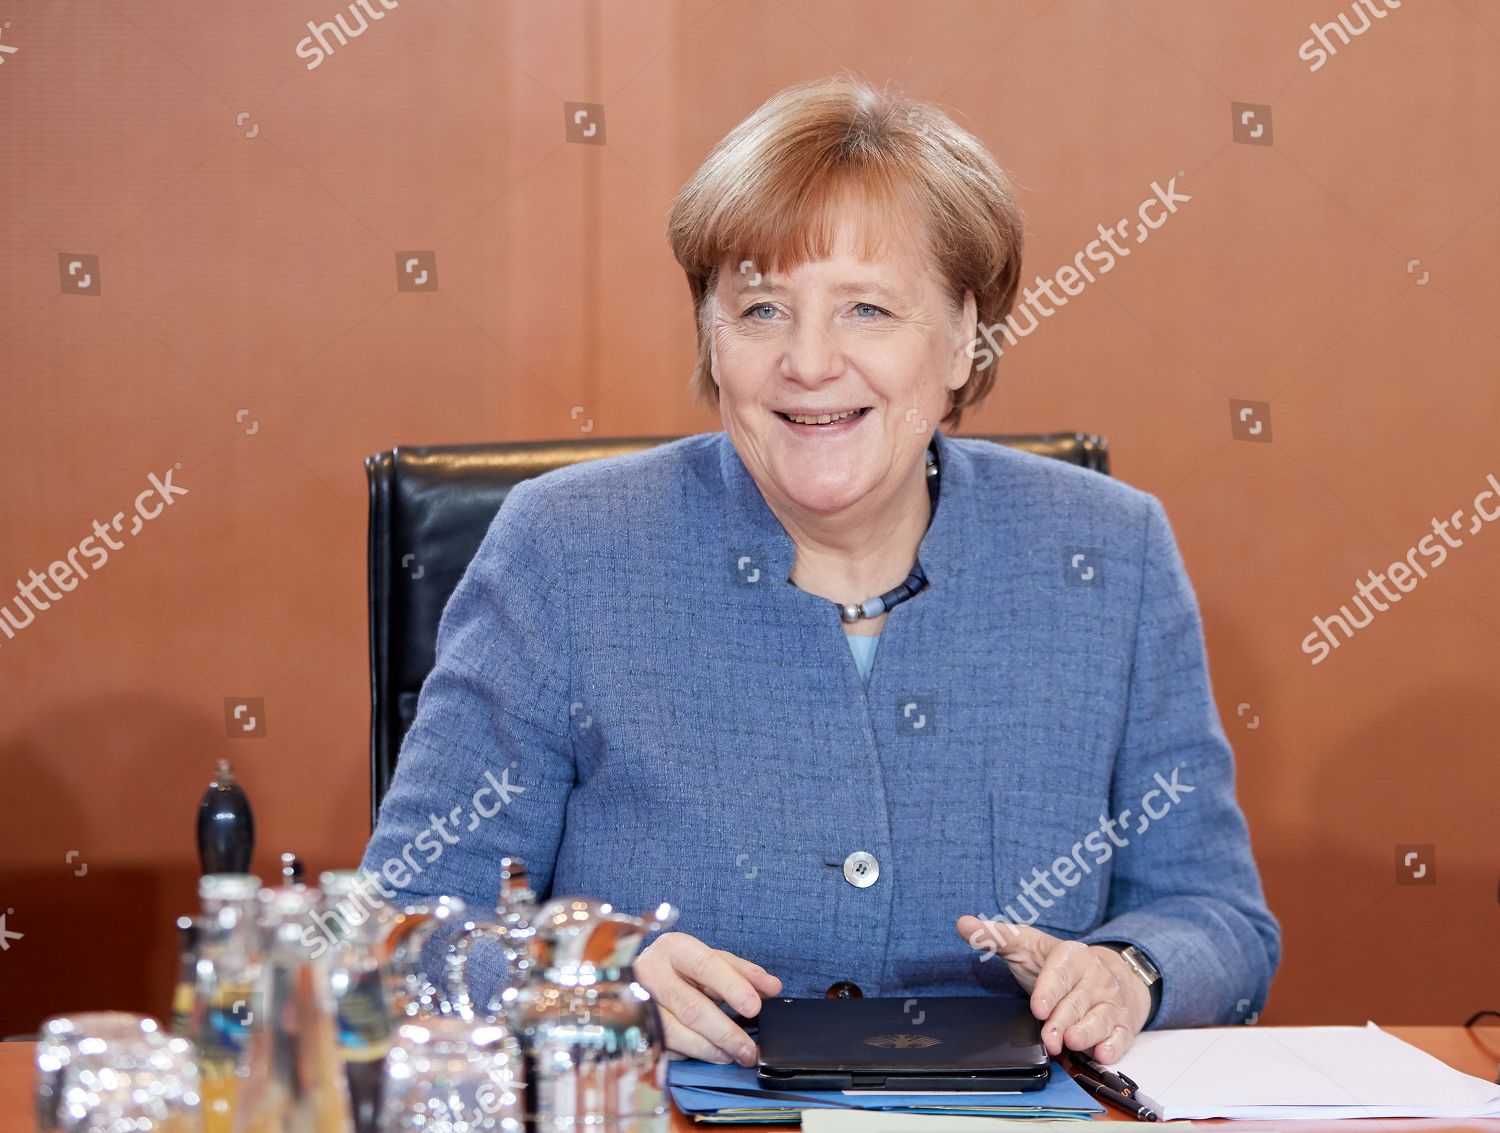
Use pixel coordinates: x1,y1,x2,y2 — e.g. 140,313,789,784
196,760,254,875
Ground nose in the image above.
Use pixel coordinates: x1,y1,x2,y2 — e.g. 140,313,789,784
780,318,844,385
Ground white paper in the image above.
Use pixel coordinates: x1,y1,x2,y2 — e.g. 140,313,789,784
1110,1022,1500,1120
802,1115,1180,1132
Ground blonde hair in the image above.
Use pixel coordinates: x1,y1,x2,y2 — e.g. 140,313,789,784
667,75,1026,433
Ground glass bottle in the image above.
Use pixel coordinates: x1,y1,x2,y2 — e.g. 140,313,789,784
190,907,261,1133
234,887,353,1133
319,871,394,1133
185,873,264,1133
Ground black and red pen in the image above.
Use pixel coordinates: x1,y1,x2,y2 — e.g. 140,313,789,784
1068,1052,1162,1122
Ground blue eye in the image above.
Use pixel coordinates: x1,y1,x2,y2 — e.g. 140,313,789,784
853,303,888,318
742,303,778,320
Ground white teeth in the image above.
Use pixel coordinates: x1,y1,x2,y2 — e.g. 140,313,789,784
787,408,860,425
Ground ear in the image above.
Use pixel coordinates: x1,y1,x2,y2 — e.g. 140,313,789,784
948,289,978,392
702,272,726,390
706,302,720,389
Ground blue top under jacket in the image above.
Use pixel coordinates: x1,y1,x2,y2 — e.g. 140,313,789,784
361,428,1280,1028
844,631,879,682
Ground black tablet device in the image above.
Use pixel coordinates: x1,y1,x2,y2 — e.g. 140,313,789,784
755,995,1050,1092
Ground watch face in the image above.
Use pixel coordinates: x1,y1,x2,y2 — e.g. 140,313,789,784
1123,946,1161,983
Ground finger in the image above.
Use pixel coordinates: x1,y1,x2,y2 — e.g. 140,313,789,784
956,915,1037,959
957,916,1055,993
680,944,766,1019
1093,1023,1136,1064
652,978,759,1067
958,917,1059,1000
1042,990,1093,1056
1030,939,1092,1022
1061,999,1124,1055
1047,960,1116,1049
724,955,783,1001
657,1006,739,1065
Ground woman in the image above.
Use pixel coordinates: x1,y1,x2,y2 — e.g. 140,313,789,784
361,75,1279,1070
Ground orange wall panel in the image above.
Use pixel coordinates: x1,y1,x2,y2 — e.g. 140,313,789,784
1,0,1496,1033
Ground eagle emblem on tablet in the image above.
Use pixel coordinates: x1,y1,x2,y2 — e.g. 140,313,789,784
865,1033,942,1049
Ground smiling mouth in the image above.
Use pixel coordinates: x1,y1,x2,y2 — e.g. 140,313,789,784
775,407,872,426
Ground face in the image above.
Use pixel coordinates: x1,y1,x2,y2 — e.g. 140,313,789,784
708,201,977,525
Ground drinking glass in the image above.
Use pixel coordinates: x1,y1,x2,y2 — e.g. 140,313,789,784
37,1011,201,1133
381,1017,523,1133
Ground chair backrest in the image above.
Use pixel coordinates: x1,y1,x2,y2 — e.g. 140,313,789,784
364,432,1109,824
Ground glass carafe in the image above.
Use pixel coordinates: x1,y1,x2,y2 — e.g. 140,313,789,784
447,858,536,1018
509,897,677,1133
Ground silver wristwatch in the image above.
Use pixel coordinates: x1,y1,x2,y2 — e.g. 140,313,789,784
1102,942,1162,1022
1116,944,1161,989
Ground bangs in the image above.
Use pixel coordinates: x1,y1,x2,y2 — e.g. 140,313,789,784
707,170,932,286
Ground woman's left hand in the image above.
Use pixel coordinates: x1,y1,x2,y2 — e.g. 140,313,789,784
956,915,1150,1063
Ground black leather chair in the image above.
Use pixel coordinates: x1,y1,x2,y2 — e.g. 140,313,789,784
365,433,1109,824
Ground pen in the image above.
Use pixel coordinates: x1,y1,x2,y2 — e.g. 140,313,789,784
1070,1073,1161,1122
1070,1051,1135,1096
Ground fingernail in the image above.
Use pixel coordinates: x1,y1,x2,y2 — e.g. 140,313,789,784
1036,998,1050,1014
737,1045,756,1065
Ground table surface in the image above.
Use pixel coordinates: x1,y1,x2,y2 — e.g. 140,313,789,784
4,1026,1497,1132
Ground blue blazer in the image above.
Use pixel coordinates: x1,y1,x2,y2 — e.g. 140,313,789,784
361,429,1281,1028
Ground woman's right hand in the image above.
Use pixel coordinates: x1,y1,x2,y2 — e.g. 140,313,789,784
634,931,783,1066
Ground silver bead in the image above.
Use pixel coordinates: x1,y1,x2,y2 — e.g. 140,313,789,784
841,603,862,623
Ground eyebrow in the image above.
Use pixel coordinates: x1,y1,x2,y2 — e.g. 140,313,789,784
735,277,905,302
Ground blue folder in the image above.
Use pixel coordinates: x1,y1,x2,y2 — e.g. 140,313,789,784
668,1058,1104,1123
